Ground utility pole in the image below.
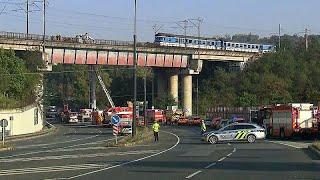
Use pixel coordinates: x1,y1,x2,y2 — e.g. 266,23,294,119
152,24,163,35
278,24,281,50
305,28,309,51
26,0,29,36
132,0,137,137
42,0,46,51
143,68,147,126
176,20,188,48
189,17,203,116
183,20,187,48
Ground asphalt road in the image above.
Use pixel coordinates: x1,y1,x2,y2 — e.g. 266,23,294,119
0,124,319,180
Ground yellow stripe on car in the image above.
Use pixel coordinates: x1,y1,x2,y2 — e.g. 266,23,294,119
235,131,249,139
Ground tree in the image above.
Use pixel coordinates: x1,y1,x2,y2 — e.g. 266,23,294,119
0,49,42,109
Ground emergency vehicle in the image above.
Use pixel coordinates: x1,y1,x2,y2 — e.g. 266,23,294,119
263,103,319,138
202,123,266,144
146,109,166,124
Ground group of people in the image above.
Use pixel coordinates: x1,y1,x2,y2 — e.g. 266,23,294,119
151,119,207,142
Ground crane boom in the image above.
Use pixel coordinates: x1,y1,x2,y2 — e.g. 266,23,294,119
95,70,115,108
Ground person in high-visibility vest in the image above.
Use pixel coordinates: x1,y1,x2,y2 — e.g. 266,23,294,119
201,120,207,135
152,121,160,142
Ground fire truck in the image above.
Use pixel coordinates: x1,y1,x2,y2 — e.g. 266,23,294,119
262,103,319,138
146,109,166,124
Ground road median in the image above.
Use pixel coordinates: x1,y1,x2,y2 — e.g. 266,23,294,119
106,126,153,147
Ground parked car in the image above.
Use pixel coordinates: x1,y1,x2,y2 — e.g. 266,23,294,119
177,117,188,125
46,106,58,118
189,117,202,126
204,118,213,127
68,112,79,123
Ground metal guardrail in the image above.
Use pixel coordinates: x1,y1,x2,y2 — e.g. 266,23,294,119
0,31,134,46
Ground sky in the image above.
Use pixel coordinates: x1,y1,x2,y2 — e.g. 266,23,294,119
0,0,319,42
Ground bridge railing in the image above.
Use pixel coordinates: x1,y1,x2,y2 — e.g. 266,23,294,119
0,31,51,41
0,31,137,46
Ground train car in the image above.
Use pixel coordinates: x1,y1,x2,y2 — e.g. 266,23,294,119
155,33,276,53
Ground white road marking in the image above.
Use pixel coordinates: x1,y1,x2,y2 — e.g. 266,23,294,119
0,130,114,159
62,130,180,179
267,140,304,149
204,147,236,169
218,157,226,162
204,162,216,169
0,150,160,163
227,143,231,146
0,164,110,176
185,170,202,179
15,132,100,149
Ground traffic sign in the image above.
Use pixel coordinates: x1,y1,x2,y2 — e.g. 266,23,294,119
0,119,8,128
113,125,119,136
111,115,120,125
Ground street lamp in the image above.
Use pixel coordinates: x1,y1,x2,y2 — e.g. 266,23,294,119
132,0,137,137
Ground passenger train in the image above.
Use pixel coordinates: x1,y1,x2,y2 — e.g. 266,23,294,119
154,33,276,53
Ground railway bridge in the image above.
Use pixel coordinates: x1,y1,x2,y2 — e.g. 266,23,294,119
0,31,260,116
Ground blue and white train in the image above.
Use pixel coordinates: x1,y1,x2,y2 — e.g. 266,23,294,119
154,33,276,53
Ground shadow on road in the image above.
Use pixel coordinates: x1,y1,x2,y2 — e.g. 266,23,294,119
63,132,112,136
302,148,320,160
123,160,319,172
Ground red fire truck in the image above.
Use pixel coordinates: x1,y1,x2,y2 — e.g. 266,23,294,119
146,109,166,124
262,103,319,138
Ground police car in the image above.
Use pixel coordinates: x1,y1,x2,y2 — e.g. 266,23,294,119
202,123,265,144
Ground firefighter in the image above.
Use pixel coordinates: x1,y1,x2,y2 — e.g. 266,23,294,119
152,120,160,142
201,120,207,135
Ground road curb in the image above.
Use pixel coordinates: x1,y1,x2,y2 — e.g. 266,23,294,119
308,145,320,158
0,147,14,152
6,126,58,142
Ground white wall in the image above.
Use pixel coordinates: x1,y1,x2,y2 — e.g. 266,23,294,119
0,104,44,136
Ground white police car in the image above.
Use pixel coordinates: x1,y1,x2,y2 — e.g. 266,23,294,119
202,123,265,144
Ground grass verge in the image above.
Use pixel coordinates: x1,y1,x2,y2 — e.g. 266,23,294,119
106,126,153,147
0,142,14,151
313,141,320,150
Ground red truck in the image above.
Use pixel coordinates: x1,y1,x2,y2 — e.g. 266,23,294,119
262,103,319,138
146,109,166,123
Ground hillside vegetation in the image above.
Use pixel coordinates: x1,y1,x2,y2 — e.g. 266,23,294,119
198,35,320,114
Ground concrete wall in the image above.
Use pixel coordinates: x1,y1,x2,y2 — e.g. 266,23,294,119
0,104,44,136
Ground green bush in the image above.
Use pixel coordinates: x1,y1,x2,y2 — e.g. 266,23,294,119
0,49,42,109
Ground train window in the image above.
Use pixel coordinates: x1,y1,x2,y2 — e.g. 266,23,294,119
202,41,206,45
248,45,251,48
240,44,243,48
232,44,235,47
244,44,247,48
256,45,259,49
227,43,230,47
189,40,192,43
235,44,239,48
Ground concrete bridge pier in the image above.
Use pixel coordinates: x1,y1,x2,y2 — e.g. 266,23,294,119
155,69,168,99
182,74,193,117
169,72,179,105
